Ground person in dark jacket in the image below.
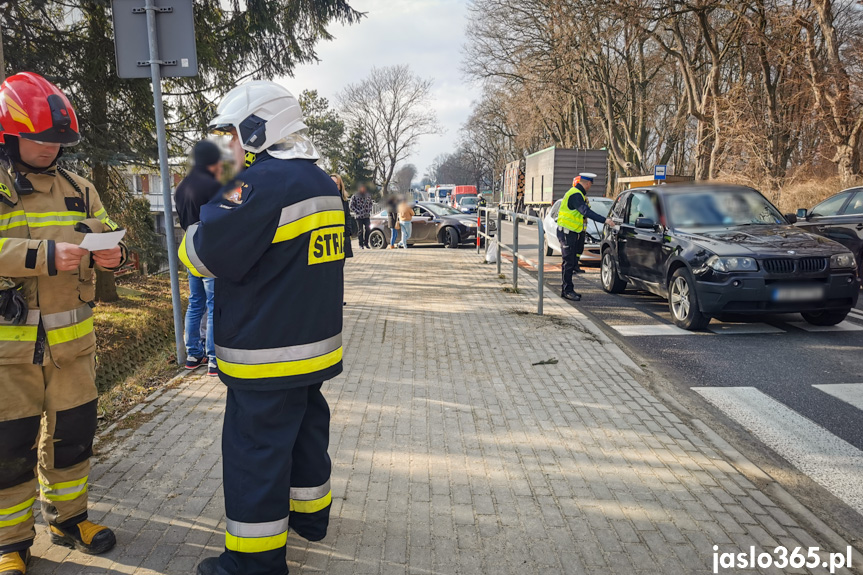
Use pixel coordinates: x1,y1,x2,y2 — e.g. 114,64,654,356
182,81,343,575
386,195,399,249
348,184,374,248
330,174,354,259
174,140,222,374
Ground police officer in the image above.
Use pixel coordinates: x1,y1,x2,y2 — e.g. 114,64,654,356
557,173,614,301
0,73,125,575
181,81,343,575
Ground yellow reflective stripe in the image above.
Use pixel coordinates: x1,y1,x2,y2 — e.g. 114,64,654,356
26,211,86,219
40,476,88,502
0,497,36,516
40,476,88,491
0,325,38,341
290,491,332,514
0,509,32,528
179,229,214,278
0,238,5,251
217,347,342,380
0,210,27,231
225,531,288,553
273,211,344,244
93,208,106,218
46,316,94,346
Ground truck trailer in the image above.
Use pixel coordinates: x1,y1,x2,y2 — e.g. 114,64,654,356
501,147,609,217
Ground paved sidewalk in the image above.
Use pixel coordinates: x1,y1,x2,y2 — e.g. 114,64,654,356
29,246,858,574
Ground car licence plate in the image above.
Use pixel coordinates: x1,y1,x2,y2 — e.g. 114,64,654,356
771,285,825,302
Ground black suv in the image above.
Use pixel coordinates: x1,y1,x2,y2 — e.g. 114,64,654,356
600,184,859,330
793,187,863,283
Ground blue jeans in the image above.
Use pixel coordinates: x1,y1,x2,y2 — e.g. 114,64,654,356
390,227,398,246
400,221,413,247
185,275,215,361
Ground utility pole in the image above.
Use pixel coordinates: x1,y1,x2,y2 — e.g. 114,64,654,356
0,25,6,82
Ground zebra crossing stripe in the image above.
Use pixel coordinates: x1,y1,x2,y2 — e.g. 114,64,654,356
787,320,863,332
609,324,693,336
813,384,863,412
692,386,863,515
847,308,863,321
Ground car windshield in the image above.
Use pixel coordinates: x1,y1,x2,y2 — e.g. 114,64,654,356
665,189,785,228
590,199,613,216
424,203,462,216
460,197,478,206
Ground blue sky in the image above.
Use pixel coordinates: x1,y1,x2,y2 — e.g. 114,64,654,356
281,0,479,180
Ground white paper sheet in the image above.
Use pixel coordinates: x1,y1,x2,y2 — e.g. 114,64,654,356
79,230,126,251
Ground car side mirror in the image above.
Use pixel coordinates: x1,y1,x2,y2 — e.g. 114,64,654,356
796,208,808,220
784,213,798,224
635,217,656,229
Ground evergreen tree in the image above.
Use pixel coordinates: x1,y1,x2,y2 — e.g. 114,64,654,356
2,0,361,300
299,89,346,173
340,129,376,195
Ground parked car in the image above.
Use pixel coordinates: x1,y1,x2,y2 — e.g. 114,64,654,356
793,187,863,284
450,186,478,211
542,197,614,263
599,184,859,330
458,196,480,214
367,202,494,249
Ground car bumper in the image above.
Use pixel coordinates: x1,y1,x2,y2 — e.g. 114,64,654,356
581,244,602,263
694,272,859,315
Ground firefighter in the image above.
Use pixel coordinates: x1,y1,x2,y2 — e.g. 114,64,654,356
557,173,614,301
182,81,343,575
0,73,126,575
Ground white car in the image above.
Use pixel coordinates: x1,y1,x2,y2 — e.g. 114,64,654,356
542,197,614,263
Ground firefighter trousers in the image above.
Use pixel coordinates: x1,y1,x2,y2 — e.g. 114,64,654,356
0,352,98,553
218,383,332,575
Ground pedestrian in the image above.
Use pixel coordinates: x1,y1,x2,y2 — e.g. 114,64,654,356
556,173,615,301
180,81,343,575
330,174,354,259
175,140,222,376
398,197,414,249
0,72,126,575
386,194,399,249
348,183,373,249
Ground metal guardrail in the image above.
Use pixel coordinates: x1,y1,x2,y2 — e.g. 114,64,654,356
477,207,545,315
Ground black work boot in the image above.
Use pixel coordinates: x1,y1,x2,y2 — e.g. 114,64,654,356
49,520,116,555
0,550,30,575
197,557,235,575
561,291,582,301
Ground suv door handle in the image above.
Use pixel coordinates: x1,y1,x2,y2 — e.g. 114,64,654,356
856,223,863,230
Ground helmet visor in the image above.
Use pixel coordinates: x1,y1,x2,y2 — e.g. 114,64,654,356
19,129,80,146
208,123,236,137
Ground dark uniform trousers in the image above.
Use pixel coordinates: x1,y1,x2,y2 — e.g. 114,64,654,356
218,383,332,575
557,227,585,294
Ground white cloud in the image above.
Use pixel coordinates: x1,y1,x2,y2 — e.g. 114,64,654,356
278,0,479,182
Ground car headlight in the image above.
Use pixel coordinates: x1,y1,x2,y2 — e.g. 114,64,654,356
466,221,477,228
707,255,759,272
830,252,856,269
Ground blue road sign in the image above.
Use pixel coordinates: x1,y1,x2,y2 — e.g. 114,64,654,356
654,165,667,180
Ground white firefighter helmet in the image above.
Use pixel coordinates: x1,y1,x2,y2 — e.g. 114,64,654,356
208,81,309,154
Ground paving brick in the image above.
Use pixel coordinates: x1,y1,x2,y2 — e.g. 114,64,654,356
27,248,840,575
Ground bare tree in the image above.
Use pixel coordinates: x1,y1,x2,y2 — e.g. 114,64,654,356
339,65,441,193
394,164,417,195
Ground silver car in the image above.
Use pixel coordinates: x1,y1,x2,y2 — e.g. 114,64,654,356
542,197,614,263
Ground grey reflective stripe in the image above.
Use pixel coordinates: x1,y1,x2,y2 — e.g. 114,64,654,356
226,517,289,538
290,479,331,501
0,504,34,523
216,333,341,366
0,310,40,326
278,197,343,226
27,213,85,224
42,482,87,497
185,224,215,278
42,304,92,330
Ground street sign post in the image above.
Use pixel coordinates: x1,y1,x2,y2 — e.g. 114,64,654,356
654,164,667,181
112,0,198,365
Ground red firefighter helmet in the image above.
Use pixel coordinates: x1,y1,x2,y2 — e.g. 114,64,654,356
0,72,80,146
